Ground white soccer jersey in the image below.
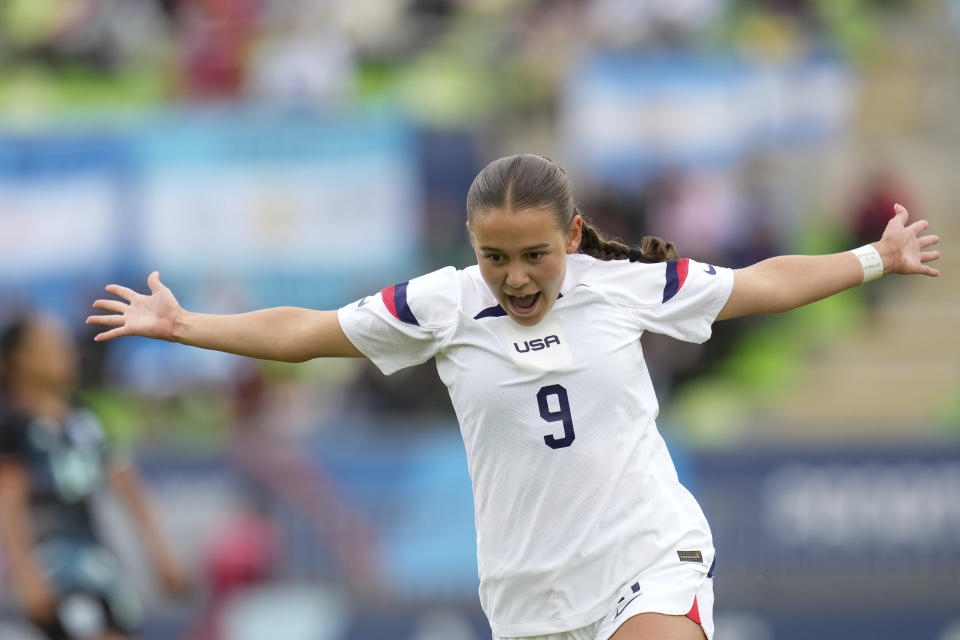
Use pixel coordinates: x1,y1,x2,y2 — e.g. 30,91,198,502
338,253,734,636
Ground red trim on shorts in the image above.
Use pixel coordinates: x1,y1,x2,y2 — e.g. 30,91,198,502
686,595,701,625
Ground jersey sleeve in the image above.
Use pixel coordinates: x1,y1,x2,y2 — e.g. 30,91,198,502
337,267,460,375
596,258,734,343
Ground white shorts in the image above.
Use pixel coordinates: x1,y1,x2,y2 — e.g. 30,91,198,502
493,559,715,640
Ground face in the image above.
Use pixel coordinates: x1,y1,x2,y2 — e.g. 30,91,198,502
10,319,78,394
468,206,582,326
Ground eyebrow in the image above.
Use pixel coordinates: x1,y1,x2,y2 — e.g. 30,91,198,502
479,243,552,253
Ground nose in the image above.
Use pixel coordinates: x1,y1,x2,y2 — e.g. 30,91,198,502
505,264,530,290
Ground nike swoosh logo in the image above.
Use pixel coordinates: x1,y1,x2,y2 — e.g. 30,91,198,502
357,297,371,307
615,592,642,618
704,265,717,275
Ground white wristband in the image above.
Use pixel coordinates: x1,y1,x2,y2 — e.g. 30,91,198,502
851,244,884,283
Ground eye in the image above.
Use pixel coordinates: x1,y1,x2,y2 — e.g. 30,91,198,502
486,254,505,264
526,252,544,261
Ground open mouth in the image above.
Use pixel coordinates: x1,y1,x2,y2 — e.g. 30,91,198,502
506,292,540,315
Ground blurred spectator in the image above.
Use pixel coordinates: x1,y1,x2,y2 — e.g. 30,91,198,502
586,0,728,48
226,363,380,596
245,24,355,107
185,506,276,640
726,159,789,268
0,0,170,72
646,169,740,267
174,0,261,99
850,167,913,249
0,314,188,640
846,166,915,308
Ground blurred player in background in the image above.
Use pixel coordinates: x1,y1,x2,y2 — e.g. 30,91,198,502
0,314,187,640
87,154,940,640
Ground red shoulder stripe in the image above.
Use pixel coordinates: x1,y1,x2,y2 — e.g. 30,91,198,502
381,285,398,320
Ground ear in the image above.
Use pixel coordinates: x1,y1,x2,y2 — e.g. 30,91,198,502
566,214,582,254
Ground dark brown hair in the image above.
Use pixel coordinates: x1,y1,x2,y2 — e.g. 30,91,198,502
0,316,31,392
465,154,678,263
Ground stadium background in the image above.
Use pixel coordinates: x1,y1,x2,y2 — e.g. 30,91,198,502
1,0,958,638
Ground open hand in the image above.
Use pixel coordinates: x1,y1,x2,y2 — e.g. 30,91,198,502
878,204,941,277
87,271,183,342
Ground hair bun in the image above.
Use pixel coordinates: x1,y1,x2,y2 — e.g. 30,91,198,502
639,236,679,262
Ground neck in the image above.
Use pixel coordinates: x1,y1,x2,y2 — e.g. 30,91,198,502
8,384,70,423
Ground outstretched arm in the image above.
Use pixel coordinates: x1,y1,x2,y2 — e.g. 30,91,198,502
87,272,363,362
717,204,940,320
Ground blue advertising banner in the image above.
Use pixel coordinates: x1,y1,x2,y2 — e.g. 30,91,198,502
562,53,856,188
0,109,421,313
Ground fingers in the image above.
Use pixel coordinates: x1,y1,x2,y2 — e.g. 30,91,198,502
105,284,139,301
147,270,163,294
918,233,940,249
92,299,128,313
88,298,128,342
907,219,929,235
92,327,129,342
86,314,125,327
893,202,909,222
920,250,941,263
919,265,940,277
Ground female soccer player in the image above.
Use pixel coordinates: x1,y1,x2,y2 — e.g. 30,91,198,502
0,315,187,640
86,155,940,640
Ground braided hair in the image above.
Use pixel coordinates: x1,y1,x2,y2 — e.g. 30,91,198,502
577,211,678,263
466,154,677,263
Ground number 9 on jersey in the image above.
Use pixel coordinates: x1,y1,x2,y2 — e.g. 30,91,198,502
537,384,575,449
